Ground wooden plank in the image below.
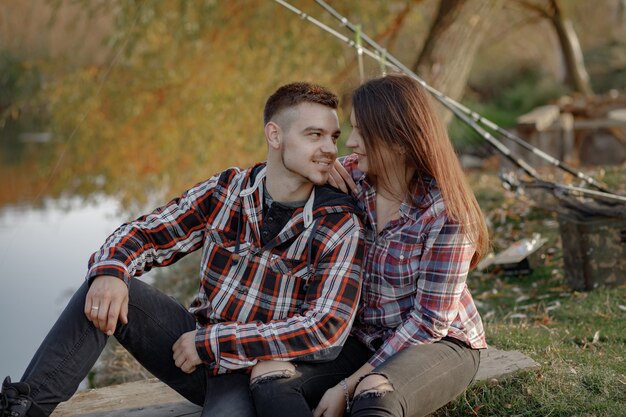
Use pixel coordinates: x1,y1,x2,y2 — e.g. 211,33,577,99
608,109,626,122
572,118,626,129
474,347,539,381
51,379,201,417
54,402,201,417
516,105,561,131
52,348,537,416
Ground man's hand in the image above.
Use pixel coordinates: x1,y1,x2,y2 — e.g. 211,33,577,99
173,330,202,374
328,160,356,194
84,275,129,336
313,384,347,417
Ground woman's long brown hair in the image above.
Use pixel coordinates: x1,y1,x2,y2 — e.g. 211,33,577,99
352,73,489,268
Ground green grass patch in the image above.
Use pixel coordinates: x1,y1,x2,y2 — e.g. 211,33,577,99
434,169,626,417
92,168,626,416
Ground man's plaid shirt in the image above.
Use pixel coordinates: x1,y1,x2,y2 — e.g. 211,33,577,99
87,164,365,374
342,155,487,368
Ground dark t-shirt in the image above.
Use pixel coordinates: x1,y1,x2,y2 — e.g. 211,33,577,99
260,186,306,246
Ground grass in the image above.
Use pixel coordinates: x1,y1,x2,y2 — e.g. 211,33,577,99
438,280,626,417
91,166,626,417
433,169,626,417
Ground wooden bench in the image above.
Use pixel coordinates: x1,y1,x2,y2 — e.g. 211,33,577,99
51,348,538,417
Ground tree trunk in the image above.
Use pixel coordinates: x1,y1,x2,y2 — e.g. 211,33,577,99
412,0,503,125
548,0,594,96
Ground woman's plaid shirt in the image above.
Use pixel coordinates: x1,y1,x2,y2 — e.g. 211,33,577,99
342,155,487,368
86,164,365,374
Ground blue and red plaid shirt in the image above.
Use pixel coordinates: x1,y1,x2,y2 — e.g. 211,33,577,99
342,155,487,367
87,164,364,374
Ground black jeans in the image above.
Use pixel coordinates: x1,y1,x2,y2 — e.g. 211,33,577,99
252,336,480,417
19,279,256,417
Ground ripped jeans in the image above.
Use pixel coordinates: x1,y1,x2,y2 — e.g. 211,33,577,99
251,336,480,417
18,279,256,417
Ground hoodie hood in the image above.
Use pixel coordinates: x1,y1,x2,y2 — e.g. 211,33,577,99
243,163,364,225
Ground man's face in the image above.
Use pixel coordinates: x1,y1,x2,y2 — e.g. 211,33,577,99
278,102,340,185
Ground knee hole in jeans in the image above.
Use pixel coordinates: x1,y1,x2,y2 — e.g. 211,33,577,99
249,368,295,390
353,373,394,400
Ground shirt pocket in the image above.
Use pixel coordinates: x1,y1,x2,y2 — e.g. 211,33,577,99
203,230,251,283
382,241,422,288
205,228,250,253
266,256,312,313
269,256,312,281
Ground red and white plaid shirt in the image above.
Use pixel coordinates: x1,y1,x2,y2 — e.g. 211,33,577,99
87,163,365,374
342,155,487,367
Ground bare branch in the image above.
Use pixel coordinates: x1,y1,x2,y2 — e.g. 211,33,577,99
513,0,552,19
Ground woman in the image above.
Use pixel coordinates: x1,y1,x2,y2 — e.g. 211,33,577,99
251,73,489,417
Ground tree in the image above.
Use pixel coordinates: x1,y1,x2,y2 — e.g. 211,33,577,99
22,1,353,208
413,0,504,124
2,0,514,207
516,0,594,96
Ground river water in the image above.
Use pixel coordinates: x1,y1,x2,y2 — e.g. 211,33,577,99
0,197,124,383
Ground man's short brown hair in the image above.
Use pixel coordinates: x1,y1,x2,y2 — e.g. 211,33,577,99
263,82,338,125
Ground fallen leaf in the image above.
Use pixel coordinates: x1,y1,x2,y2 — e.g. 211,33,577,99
545,300,561,312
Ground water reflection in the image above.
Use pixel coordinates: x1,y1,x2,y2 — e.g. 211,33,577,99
0,197,124,382
0,101,253,385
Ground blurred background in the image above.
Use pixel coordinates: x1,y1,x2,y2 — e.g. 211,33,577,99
1,0,625,402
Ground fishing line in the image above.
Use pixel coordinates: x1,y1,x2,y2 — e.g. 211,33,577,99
313,0,612,194
273,0,626,204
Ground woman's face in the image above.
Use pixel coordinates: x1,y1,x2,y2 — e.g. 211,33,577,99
346,110,369,173
346,109,409,188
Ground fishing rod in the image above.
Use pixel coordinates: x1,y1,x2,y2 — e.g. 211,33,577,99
313,0,612,195
273,0,626,204
273,0,401,72
273,0,544,183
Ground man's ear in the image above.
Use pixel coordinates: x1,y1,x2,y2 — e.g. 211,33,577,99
265,121,281,150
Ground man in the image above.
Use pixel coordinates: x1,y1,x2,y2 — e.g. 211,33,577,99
1,82,364,417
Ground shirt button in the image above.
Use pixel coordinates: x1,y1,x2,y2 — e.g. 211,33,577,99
303,283,310,291
268,217,274,222
399,255,405,260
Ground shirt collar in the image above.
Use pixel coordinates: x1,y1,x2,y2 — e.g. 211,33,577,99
355,172,439,223
241,166,316,228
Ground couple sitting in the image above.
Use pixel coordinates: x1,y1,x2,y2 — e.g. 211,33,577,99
1,74,488,417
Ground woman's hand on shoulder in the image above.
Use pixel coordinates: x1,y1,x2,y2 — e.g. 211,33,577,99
328,160,356,195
